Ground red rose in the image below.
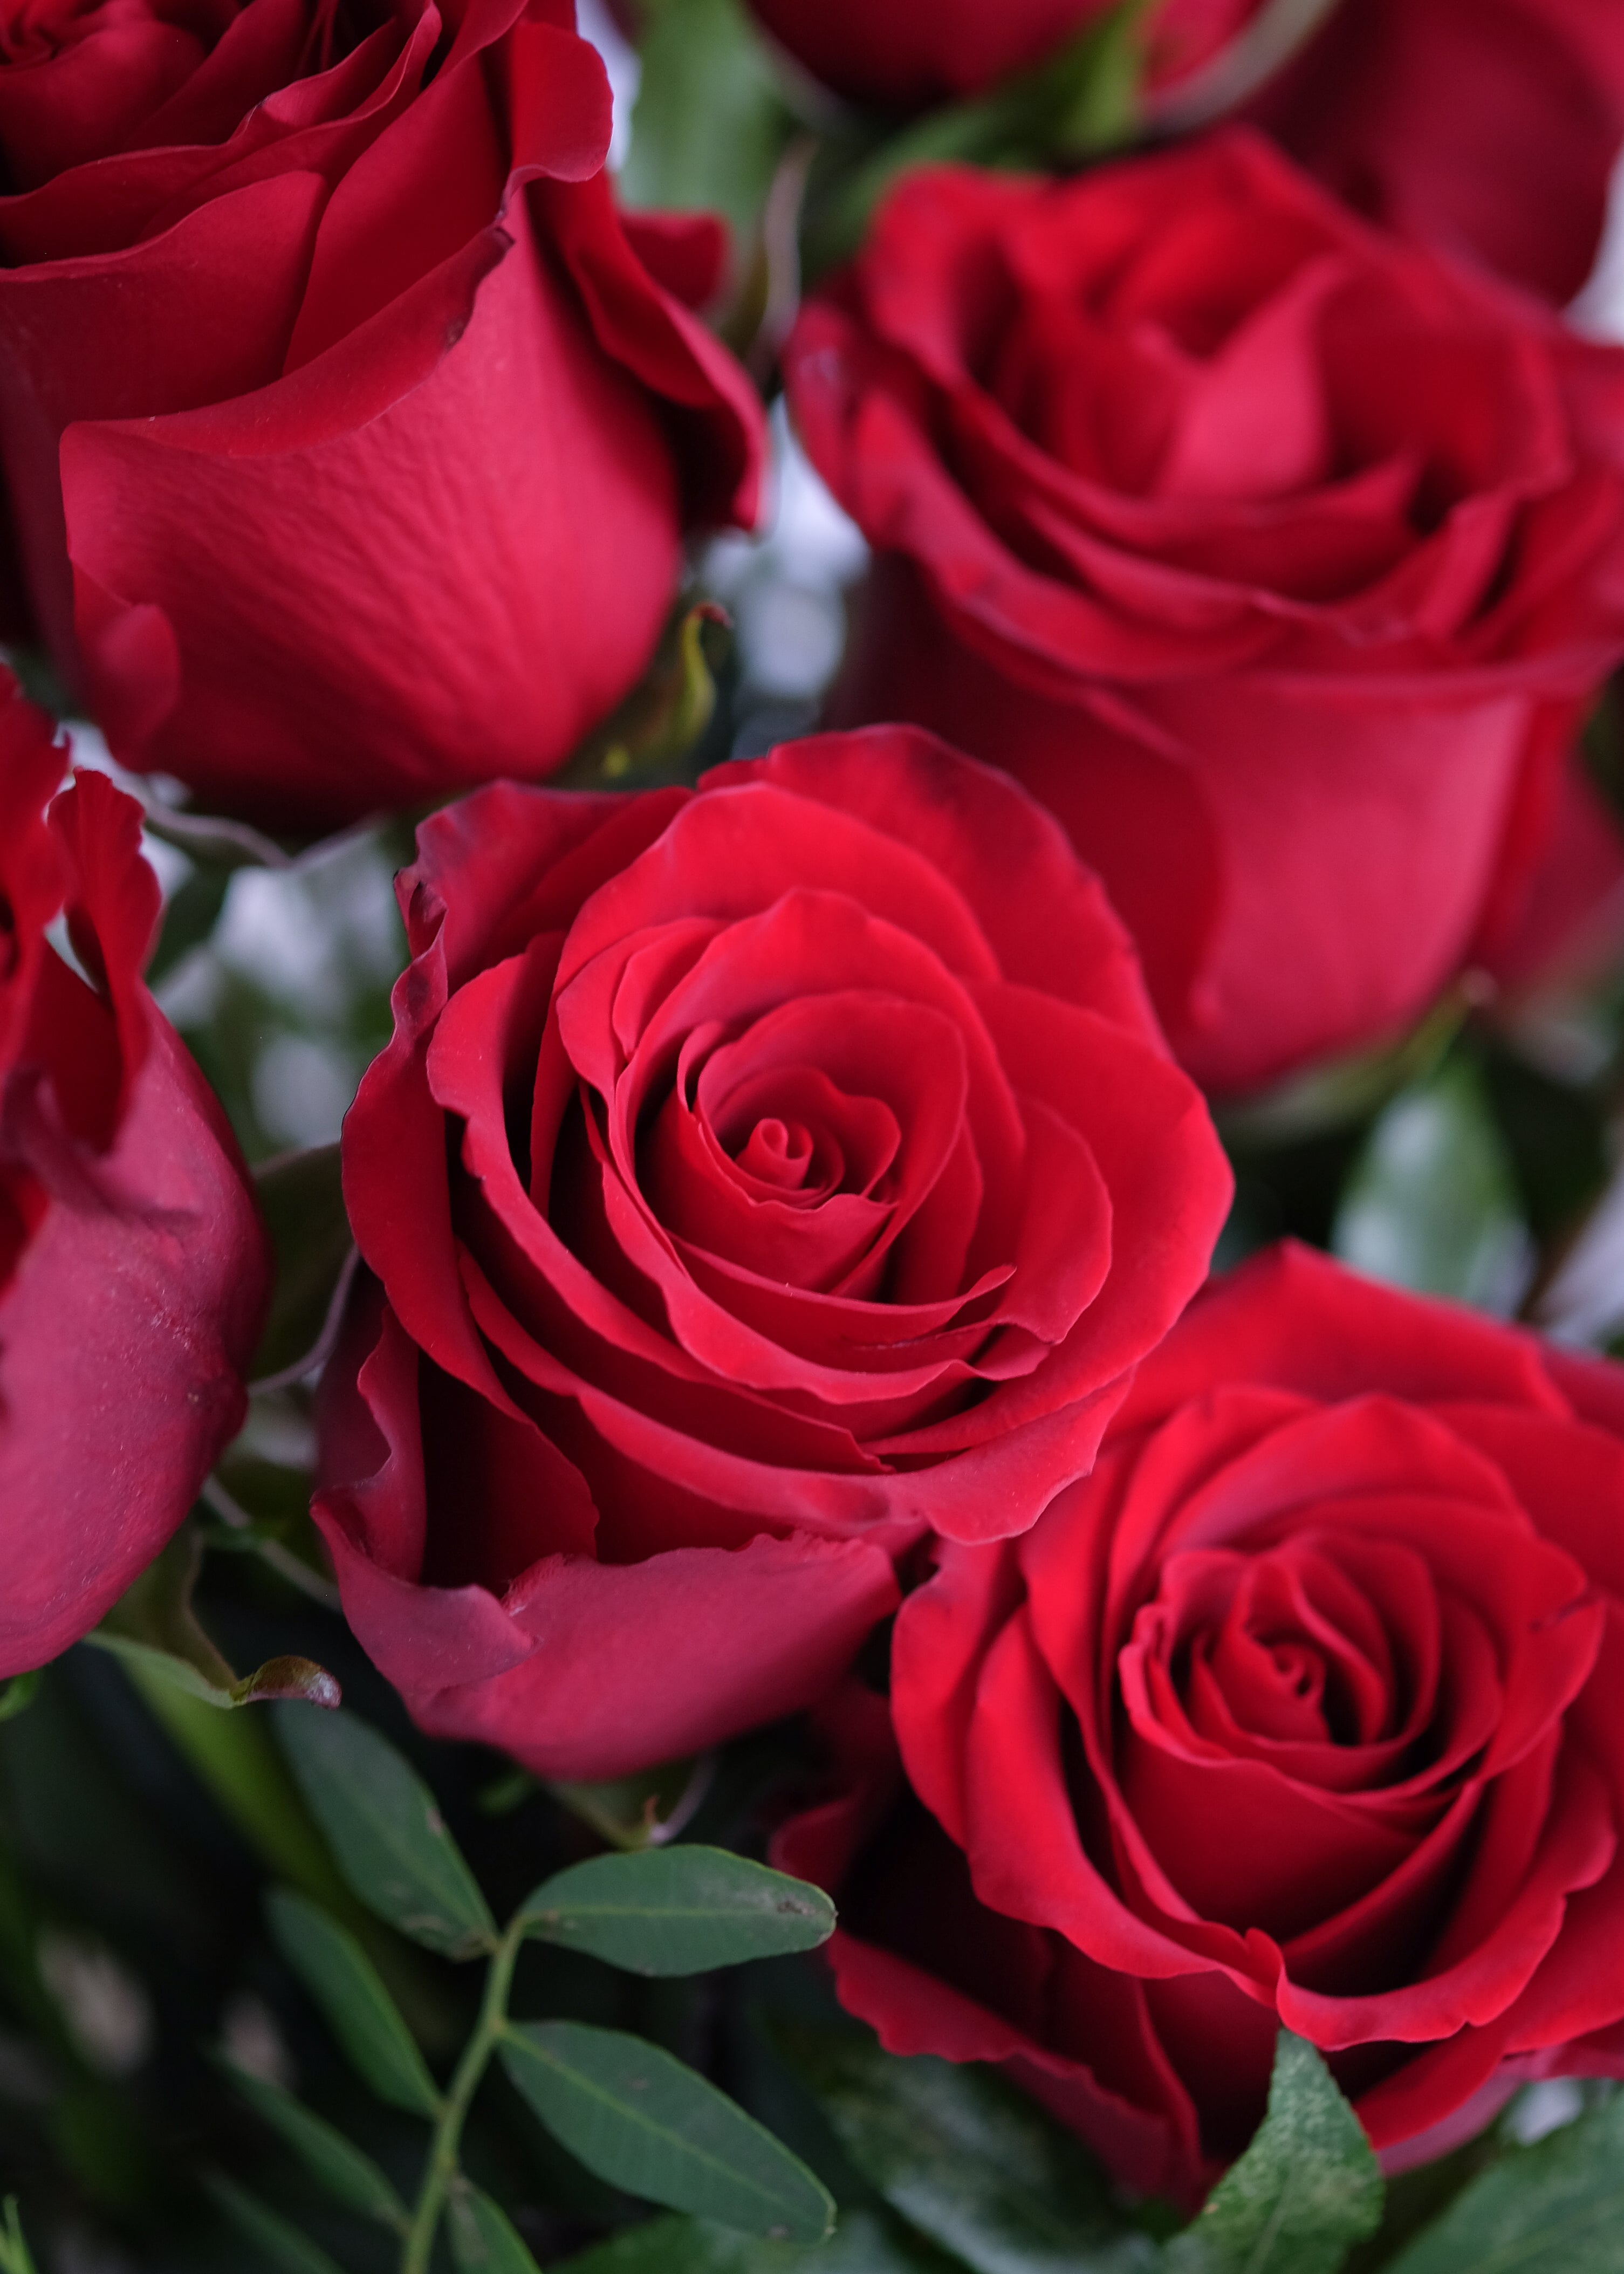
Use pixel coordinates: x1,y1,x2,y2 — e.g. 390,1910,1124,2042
777,1244,1624,2203
746,0,1260,111
787,133,1624,1095
1,680,271,1674
319,726,1230,1778
1249,0,1624,307
0,0,763,832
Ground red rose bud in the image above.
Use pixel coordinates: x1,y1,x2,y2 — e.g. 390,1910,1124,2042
0,677,271,1675
0,0,763,832
789,132,1624,1097
320,727,1232,1780
1247,0,1624,307
745,0,1263,111
777,1245,1624,2203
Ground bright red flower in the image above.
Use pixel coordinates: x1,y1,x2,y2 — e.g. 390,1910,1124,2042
778,1245,1624,2202
789,133,1624,1095
319,727,1231,1778
0,0,763,830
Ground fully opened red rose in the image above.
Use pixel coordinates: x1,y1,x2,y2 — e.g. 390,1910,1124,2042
778,1245,1624,2205
789,132,1624,1095
320,727,1231,1779
0,0,763,830
0,679,270,1674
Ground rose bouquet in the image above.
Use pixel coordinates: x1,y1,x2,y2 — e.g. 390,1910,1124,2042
4,2,1624,2269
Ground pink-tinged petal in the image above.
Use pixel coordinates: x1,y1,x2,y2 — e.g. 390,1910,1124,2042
0,17,210,191
960,1602,1215,1981
827,559,1226,1039
1112,1243,1566,1431
0,1009,269,1673
0,167,328,663
64,199,680,828
424,1535,898,1780
0,20,430,266
0,688,69,1081
556,777,1002,1008
48,770,161,1121
536,169,764,530
1354,2029,1515,2166
730,727,1160,1035
1275,1736,1613,2052
283,44,510,372
407,783,672,986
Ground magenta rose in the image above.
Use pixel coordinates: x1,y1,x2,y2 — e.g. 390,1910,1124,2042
1,677,271,1673
318,726,1232,1778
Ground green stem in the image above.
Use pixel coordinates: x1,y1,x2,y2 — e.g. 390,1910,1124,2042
400,1915,525,2274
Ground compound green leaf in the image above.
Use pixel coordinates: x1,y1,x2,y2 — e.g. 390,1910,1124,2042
778,2024,1152,2274
501,2020,834,2243
1164,2035,1382,2274
276,1707,495,1959
449,2184,546,2272
1384,2090,1624,2274
519,1847,833,1976
554,2207,961,2272
219,2056,407,2227
202,2172,345,2274
265,1889,440,2118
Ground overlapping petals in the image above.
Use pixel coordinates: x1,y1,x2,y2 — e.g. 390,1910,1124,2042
0,672,270,1672
790,132,1624,1092
0,0,763,828
778,1245,1624,2202
321,726,1231,1778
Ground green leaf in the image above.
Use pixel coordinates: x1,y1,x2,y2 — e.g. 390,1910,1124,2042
1164,2034,1382,2274
87,1528,341,1711
501,2020,835,2243
218,2054,408,2227
1383,2088,1624,2273
202,2171,346,2274
0,1672,42,1725
519,1847,834,1976
621,0,794,250
251,1143,354,1384
265,1889,441,2118
1332,1057,1531,1312
555,2207,960,2272
0,2198,39,2274
275,1706,496,1959
449,2184,546,2272
778,2024,1152,2274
